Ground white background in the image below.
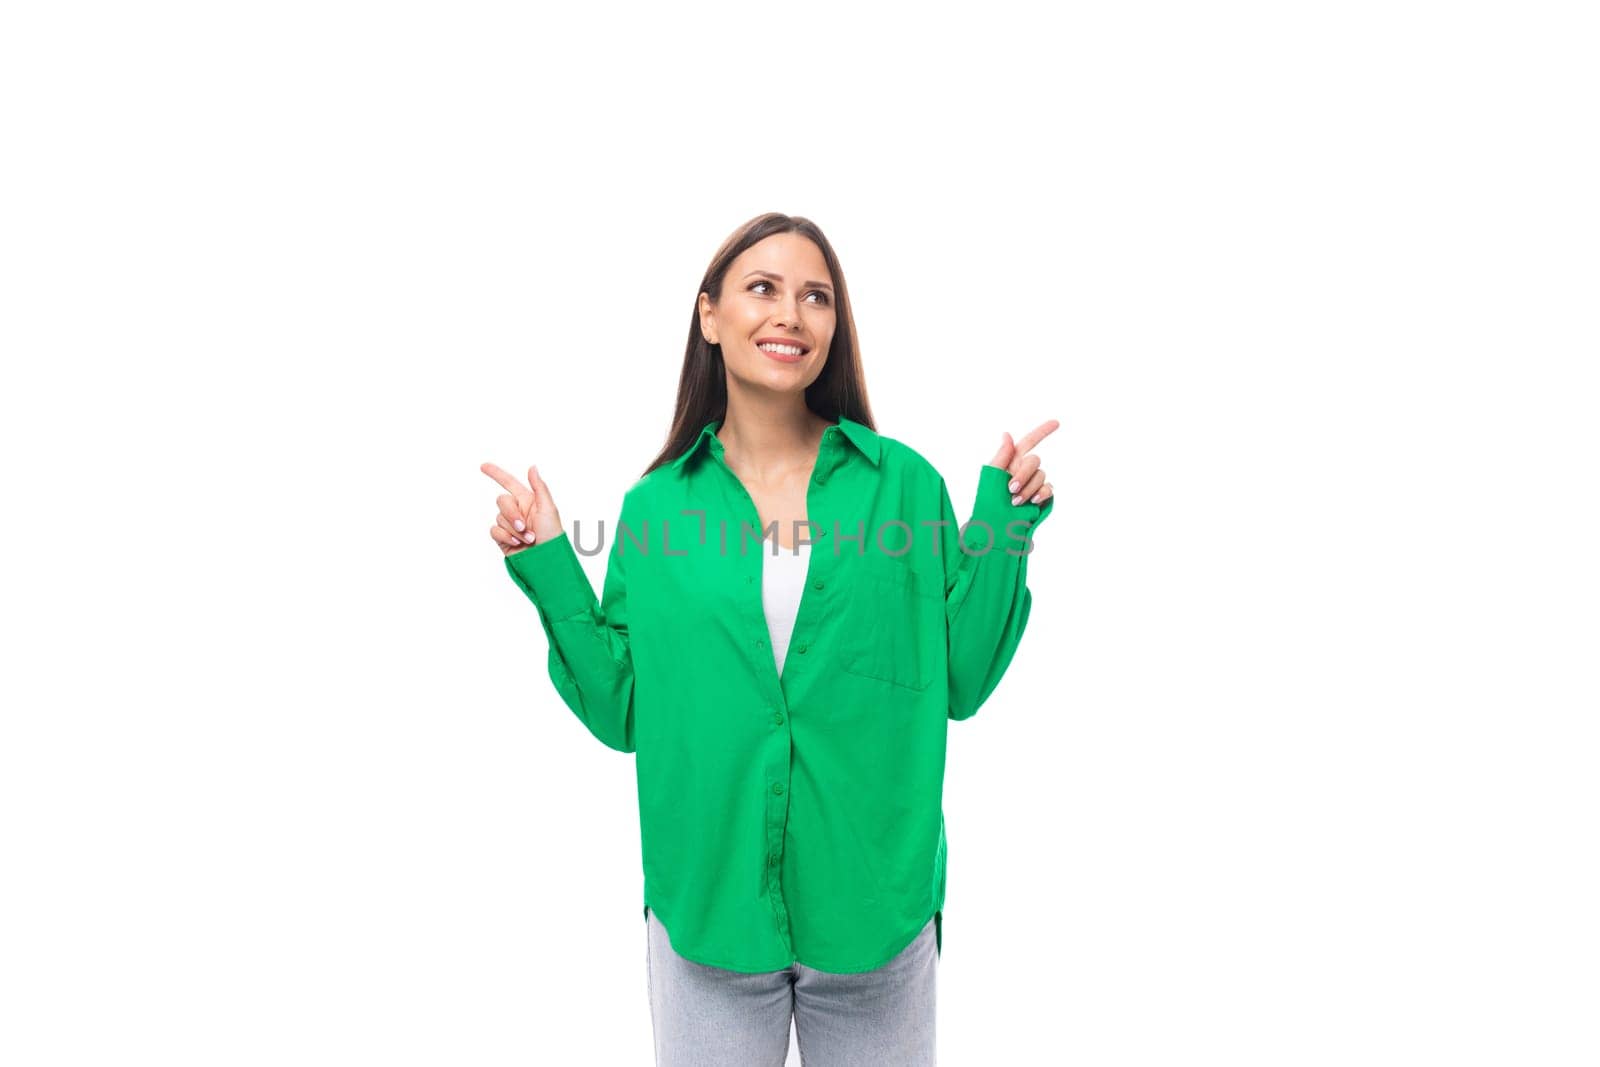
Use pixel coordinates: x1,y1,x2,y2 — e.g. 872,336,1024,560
3,1,1596,1064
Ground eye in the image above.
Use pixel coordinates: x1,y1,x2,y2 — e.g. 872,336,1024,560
748,280,831,305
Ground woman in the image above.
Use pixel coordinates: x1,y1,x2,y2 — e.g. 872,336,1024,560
480,212,1056,1065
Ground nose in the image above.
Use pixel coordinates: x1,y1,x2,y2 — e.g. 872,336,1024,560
773,295,804,331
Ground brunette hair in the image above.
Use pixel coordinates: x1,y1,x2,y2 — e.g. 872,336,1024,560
641,212,876,478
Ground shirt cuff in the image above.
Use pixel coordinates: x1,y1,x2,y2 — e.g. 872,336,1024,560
967,464,1055,552
503,531,596,619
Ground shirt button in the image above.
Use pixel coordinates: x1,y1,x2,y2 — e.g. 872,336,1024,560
746,576,753,584
796,645,808,654
773,712,784,725
771,782,784,795
770,854,780,866
812,581,824,590
756,638,764,648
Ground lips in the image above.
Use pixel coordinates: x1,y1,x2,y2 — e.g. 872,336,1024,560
756,338,809,360
755,337,810,355
757,341,808,363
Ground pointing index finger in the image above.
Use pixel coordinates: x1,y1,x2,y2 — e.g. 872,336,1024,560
480,462,531,498
1012,419,1060,457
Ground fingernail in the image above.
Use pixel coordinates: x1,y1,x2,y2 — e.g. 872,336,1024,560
1011,494,1021,505
523,533,536,543
514,519,525,532
1031,493,1042,503
1008,479,1019,492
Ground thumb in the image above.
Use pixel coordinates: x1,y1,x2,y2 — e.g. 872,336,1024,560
526,465,546,509
989,432,1015,470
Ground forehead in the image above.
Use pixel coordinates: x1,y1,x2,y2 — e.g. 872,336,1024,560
733,232,829,277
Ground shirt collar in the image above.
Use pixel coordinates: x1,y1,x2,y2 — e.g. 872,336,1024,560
668,414,882,473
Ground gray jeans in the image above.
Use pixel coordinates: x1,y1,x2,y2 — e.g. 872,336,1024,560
645,908,938,1066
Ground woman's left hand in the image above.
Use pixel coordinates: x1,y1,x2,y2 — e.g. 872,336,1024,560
990,419,1059,506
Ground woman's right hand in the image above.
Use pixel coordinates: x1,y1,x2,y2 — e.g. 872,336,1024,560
480,462,566,556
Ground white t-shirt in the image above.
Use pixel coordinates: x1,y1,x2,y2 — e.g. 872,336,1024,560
761,540,812,677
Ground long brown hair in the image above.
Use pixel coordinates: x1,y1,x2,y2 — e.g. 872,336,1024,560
641,212,876,478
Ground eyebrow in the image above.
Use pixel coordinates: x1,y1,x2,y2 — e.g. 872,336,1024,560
742,269,834,292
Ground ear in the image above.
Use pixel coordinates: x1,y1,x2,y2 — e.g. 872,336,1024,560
698,292,718,345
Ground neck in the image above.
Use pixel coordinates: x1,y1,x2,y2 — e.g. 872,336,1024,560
717,386,830,485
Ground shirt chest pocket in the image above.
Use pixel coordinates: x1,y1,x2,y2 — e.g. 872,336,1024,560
841,553,942,692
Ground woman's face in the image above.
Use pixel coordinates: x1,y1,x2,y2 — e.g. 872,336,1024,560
699,233,836,396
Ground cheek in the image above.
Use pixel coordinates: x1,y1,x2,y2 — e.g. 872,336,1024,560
810,315,836,350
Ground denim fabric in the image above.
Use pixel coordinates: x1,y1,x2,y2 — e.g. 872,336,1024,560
645,908,938,1066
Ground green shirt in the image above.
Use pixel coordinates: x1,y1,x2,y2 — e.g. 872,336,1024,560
503,415,1053,973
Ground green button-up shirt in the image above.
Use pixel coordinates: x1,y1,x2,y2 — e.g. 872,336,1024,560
503,415,1053,973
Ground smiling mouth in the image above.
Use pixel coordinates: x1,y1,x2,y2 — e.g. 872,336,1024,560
757,342,808,359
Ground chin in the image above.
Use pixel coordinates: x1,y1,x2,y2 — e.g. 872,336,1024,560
741,373,810,397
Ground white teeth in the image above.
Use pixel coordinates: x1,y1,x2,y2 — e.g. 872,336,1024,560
759,343,804,356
